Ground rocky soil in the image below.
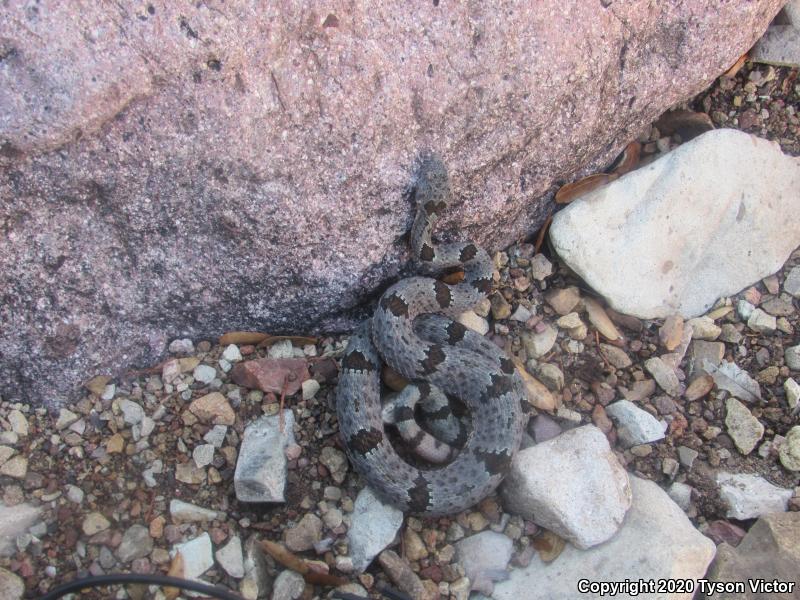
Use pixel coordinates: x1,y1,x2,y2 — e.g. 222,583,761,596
1,60,799,600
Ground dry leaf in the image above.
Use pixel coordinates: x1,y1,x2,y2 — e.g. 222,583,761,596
219,331,270,345
164,552,184,600
704,360,761,403
533,214,553,254
259,540,347,586
260,539,309,574
583,297,621,341
555,173,617,204
514,360,558,412
532,530,566,562
654,110,714,141
724,53,748,78
613,141,641,176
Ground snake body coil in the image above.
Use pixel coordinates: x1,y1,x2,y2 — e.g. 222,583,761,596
336,159,525,516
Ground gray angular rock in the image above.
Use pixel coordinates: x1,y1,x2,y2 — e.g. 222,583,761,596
500,425,631,549
778,425,800,471
116,524,153,563
284,514,322,553
0,503,42,557
550,129,800,319
644,357,681,396
724,398,764,455
172,533,214,580
216,535,245,579
716,472,793,519
347,488,404,573
785,265,800,297
703,512,800,599
605,400,665,448
0,1,786,406
751,25,800,67
272,570,305,600
786,344,800,371
454,532,513,595
492,477,716,600
0,568,24,600
234,411,296,502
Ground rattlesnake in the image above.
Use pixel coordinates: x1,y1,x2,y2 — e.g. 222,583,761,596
336,158,525,516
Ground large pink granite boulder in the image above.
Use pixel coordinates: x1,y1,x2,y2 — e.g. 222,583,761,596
0,1,783,405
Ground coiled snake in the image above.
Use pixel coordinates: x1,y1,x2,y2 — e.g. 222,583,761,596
336,158,525,516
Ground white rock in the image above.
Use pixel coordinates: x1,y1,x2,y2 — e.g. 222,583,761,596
117,399,144,425
204,424,228,448
268,340,294,359
101,383,116,401
169,338,194,354
347,487,404,572
271,569,305,600
222,344,243,362
0,503,42,557
530,254,553,280
454,532,513,595
65,485,84,504
510,304,532,322
784,377,800,411
786,344,800,371
172,532,214,580
667,482,693,512
216,535,245,578
550,129,800,319
193,364,217,384
193,443,215,468
521,325,557,358
169,499,223,523
301,379,320,400
736,299,755,321
605,400,665,448
500,425,631,549
7,410,28,436
457,310,490,335
716,472,793,519
139,416,155,439
747,308,776,333
784,265,800,297
492,477,716,600
234,411,296,502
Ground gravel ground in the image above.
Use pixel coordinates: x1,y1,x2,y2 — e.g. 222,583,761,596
0,59,798,600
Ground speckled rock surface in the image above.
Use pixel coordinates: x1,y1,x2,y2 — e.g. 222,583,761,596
0,0,783,405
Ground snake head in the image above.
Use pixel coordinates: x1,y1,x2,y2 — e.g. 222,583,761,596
415,153,450,214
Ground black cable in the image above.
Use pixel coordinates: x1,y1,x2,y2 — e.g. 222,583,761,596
38,573,245,600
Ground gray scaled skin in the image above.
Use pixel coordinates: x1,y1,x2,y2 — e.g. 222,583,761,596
336,157,525,516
